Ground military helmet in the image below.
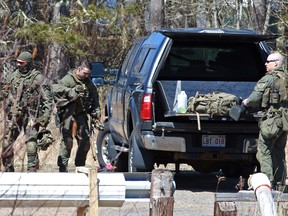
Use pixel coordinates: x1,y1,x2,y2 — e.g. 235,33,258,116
17,51,32,62
37,129,55,151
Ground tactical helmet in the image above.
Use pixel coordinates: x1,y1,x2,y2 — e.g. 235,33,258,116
17,51,32,63
37,129,55,151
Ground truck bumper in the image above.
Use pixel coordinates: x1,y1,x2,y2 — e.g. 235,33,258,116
142,134,186,152
142,133,257,154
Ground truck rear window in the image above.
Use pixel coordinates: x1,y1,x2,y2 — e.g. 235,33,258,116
158,41,266,81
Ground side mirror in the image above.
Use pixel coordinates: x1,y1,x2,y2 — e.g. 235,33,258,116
91,62,117,86
91,62,105,78
92,77,104,86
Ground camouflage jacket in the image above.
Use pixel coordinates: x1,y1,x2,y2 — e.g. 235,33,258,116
246,68,286,110
52,69,101,117
2,68,53,120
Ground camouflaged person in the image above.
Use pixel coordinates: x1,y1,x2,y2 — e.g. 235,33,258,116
243,52,288,191
1,51,54,172
53,59,102,172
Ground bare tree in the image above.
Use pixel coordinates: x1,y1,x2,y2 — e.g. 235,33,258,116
149,0,164,31
252,0,267,33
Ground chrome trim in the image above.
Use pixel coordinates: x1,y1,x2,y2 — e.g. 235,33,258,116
143,134,186,152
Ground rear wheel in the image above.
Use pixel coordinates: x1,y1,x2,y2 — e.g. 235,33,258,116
96,122,128,171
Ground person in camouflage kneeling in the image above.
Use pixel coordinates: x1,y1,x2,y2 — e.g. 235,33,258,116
53,59,103,172
1,51,54,172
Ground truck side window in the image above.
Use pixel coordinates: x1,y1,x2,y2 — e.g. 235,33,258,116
122,42,141,76
118,41,142,85
132,47,149,76
138,49,156,76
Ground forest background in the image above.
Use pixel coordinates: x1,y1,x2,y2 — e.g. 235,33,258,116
0,0,287,172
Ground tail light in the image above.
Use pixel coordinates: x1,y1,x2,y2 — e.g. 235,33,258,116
141,94,152,120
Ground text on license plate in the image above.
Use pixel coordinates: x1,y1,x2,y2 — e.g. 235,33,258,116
202,135,226,147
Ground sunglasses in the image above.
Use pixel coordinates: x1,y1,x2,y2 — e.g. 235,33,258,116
17,61,27,66
266,59,278,63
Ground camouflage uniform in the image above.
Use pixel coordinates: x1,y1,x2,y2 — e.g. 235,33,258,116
1,52,53,172
53,68,101,172
245,67,287,190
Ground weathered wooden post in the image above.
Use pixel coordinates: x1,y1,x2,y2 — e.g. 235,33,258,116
76,167,98,216
89,168,98,216
149,169,174,216
214,201,237,216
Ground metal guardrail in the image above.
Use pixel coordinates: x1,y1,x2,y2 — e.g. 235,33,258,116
0,170,152,208
0,168,175,216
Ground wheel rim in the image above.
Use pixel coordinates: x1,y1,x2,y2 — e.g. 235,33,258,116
101,133,110,164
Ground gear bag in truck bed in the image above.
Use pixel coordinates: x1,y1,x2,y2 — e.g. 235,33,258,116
187,91,238,116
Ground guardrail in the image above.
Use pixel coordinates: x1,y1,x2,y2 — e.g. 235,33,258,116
0,167,175,216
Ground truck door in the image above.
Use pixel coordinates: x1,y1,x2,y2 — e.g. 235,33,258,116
110,38,144,137
121,32,171,139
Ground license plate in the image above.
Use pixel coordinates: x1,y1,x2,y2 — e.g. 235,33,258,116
202,135,226,147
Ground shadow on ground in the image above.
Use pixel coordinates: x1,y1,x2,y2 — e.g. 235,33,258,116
173,170,247,192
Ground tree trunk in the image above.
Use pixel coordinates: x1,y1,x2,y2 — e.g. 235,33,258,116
45,0,69,79
149,0,164,32
252,0,267,33
196,0,207,28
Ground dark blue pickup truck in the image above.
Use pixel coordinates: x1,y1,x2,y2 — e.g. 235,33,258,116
93,28,277,177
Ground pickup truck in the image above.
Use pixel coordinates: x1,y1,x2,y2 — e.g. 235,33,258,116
93,28,277,177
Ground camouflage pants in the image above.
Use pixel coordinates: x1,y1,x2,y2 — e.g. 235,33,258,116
57,113,91,172
1,116,39,172
256,129,287,190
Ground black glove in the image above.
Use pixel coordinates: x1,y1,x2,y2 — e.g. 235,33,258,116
37,129,55,150
91,109,101,119
91,118,104,131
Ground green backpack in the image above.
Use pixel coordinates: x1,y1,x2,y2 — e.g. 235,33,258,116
187,91,238,116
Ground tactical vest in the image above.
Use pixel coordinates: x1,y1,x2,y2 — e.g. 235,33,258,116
261,70,288,109
8,69,42,116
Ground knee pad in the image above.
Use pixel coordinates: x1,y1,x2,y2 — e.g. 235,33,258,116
26,141,37,155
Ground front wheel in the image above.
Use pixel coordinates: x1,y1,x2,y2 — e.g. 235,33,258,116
96,122,128,171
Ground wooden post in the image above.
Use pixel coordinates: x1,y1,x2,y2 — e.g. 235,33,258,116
278,201,288,215
149,169,174,216
89,168,99,216
76,207,86,216
76,167,98,216
214,202,237,216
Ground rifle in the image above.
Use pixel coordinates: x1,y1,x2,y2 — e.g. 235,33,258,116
89,117,104,161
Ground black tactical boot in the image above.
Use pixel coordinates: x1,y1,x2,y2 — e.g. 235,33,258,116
2,158,15,172
58,156,68,172
4,166,15,172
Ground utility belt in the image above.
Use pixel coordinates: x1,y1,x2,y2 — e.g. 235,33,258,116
266,107,281,118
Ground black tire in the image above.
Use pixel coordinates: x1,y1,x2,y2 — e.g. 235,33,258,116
128,131,137,172
96,122,128,171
